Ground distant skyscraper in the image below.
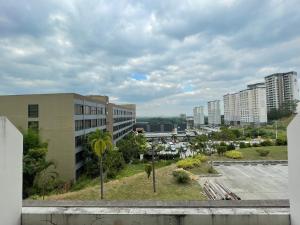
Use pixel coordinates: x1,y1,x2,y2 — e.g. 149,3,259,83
223,93,240,125
265,71,299,112
239,83,267,124
193,106,205,128
208,100,221,126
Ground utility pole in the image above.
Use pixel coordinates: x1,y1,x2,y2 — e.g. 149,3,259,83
275,120,278,139
151,142,156,193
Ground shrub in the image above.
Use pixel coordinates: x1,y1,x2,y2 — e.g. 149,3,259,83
176,158,201,169
172,169,190,184
194,154,208,162
260,140,273,146
144,164,152,178
208,167,216,174
239,142,247,148
217,146,227,156
256,148,270,157
276,138,287,146
224,150,243,159
252,143,261,147
227,143,235,151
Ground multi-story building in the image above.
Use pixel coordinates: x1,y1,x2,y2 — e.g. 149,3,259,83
0,93,136,182
186,116,194,129
193,106,205,128
265,71,299,112
239,83,267,124
107,103,136,144
223,93,240,125
208,100,221,126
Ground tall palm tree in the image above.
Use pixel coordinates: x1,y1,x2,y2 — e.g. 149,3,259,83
88,129,112,199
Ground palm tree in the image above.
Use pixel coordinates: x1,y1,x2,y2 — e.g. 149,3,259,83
88,129,112,199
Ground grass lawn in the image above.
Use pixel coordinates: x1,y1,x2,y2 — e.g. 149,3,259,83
70,160,174,192
187,162,218,175
115,160,173,179
211,146,287,161
46,164,206,201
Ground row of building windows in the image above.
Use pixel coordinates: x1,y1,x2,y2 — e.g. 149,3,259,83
113,109,133,116
75,104,106,115
113,126,133,140
75,119,106,131
113,117,134,123
113,121,134,132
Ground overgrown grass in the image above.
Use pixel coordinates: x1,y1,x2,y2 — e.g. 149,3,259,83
46,165,207,201
211,146,287,161
115,160,173,179
188,163,218,175
70,160,174,192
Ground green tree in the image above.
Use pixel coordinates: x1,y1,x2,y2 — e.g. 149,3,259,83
117,133,147,163
88,129,113,199
23,129,56,198
33,163,58,200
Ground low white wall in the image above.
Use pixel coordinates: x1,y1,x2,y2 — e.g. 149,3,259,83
288,113,300,225
0,117,23,225
22,207,290,225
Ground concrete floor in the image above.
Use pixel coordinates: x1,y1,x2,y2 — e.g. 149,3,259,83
199,164,289,200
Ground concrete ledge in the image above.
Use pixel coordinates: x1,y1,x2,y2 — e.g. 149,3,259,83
22,206,290,225
23,200,290,208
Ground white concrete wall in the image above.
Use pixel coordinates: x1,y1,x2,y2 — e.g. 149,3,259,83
0,117,23,225
288,113,300,225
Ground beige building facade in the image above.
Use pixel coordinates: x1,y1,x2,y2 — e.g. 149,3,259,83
0,93,136,182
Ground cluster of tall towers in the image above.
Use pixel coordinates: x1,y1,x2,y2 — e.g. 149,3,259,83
192,71,298,128
224,71,298,125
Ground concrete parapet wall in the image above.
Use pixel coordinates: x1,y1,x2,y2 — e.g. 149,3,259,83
22,206,290,225
22,200,290,225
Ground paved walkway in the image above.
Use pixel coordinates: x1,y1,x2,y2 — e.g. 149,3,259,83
199,164,289,200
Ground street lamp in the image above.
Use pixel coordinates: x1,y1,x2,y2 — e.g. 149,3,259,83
151,140,156,193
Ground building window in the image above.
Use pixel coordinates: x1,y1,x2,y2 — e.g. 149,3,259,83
75,104,84,115
28,121,39,131
28,104,39,118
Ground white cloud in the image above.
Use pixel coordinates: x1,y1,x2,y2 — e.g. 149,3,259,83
0,0,299,116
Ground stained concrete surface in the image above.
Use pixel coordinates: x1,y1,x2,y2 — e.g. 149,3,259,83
200,164,289,200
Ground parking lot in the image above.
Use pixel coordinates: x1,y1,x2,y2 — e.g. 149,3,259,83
200,164,289,200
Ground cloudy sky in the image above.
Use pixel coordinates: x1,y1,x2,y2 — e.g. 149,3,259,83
0,0,299,116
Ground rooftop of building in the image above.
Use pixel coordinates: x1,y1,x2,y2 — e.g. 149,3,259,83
265,71,297,78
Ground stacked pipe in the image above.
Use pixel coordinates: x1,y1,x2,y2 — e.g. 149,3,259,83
203,180,241,200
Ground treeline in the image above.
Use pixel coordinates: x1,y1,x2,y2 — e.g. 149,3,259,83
137,117,186,125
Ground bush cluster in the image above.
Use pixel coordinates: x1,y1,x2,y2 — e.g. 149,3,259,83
172,169,190,184
193,154,208,162
260,140,274,146
176,154,207,169
256,148,270,157
176,158,201,169
224,150,243,159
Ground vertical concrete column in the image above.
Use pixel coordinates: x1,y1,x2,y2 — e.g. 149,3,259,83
288,114,300,225
0,117,23,225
